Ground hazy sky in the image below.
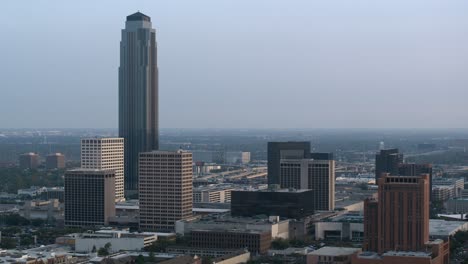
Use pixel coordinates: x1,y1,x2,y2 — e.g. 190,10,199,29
1,0,468,129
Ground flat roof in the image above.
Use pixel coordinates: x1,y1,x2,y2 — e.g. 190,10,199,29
429,219,468,236
308,247,361,256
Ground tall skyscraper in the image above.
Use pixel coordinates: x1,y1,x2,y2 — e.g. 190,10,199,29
139,150,193,231
364,173,430,253
119,12,159,193
81,138,124,201
267,142,310,185
64,169,116,227
375,148,403,182
279,158,335,211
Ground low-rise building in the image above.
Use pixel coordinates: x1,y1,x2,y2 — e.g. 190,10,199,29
231,189,315,219
351,239,450,264
20,199,63,221
193,185,234,203
176,214,289,239
190,229,271,255
307,246,361,264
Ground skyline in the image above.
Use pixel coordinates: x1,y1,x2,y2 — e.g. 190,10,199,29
2,0,468,129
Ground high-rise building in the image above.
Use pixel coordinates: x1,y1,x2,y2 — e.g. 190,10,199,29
46,153,65,169
119,12,159,193
64,169,116,227
364,173,430,253
19,152,40,169
399,163,433,201
279,159,335,211
139,151,193,231
81,138,124,201
375,148,403,182
267,142,311,186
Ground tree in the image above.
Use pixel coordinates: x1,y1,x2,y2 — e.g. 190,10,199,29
92,245,97,253
271,238,289,249
135,255,145,264
97,247,109,256
148,251,155,262
0,237,17,249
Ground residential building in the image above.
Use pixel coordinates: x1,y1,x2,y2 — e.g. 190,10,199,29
119,12,159,193
139,150,193,231
19,152,40,169
81,138,125,201
64,169,116,227
46,153,65,169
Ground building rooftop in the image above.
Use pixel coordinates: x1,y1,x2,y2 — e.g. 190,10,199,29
126,12,151,22
429,219,468,237
308,246,361,256
382,251,431,258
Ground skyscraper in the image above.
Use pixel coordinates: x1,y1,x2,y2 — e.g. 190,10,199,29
119,12,159,193
267,142,310,186
64,169,116,227
279,159,335,211
399,163,433,201
375,148,403,182
139,150,193,232
364,173,430,253
81,138,125,201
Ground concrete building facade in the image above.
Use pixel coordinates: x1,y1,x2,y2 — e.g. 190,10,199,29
81,138,125,201
139,150,193,231
19,152,40,169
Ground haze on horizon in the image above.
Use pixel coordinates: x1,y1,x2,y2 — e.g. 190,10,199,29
1,0,468,129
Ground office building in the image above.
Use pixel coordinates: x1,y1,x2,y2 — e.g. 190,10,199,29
119,12,159,193
193,185,234,203
267,142,310,185
374,148,403,182
46,153,65,169
64,169,116,227
190,229,271,255
280,159,335,211
19,152,40,169
399,163,433,201
81,138,125,201
231,189,315,219
307,247,361,264
139,150,193,231
364,174,430,253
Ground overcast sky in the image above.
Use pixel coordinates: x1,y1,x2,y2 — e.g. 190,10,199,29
1,0,468,129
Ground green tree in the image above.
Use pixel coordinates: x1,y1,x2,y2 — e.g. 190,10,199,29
271,238,289,249
135,255,145,264
148,251,155,262
0,237,17,249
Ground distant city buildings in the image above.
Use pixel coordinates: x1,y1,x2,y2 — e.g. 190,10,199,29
46,153,65,169
81,138,125,201
64,169,116,227
119,12,159,193
191,150,250,164
193,185,233,203
19,152,40,169
139,150,193,231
